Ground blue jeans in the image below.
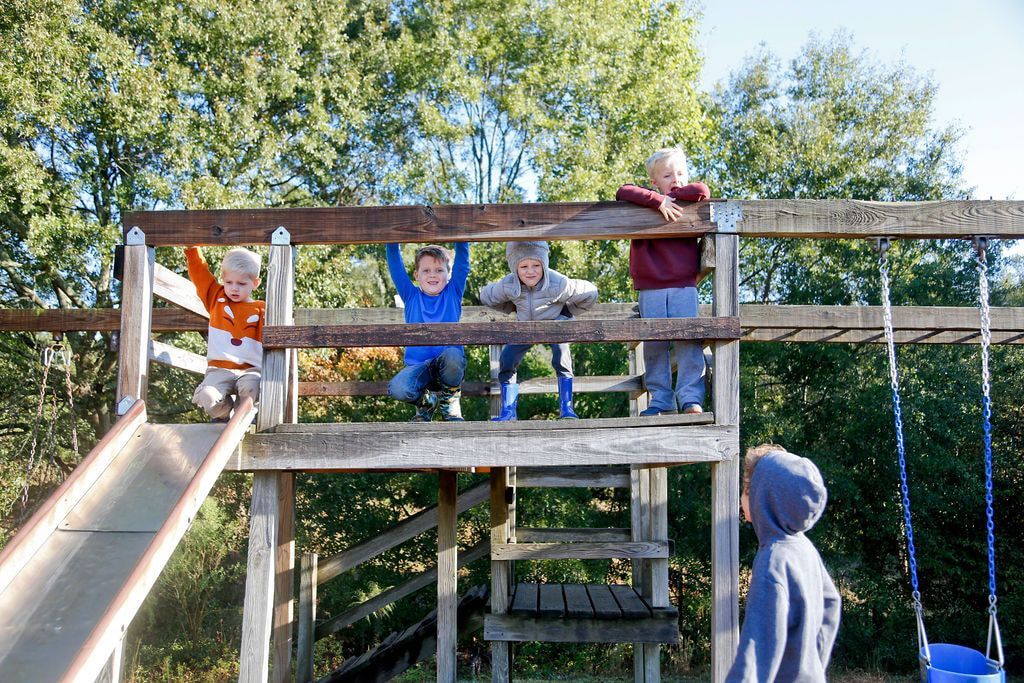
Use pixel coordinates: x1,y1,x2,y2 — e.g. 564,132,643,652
498,343,573,384
638,287,705,411
388,347,466,404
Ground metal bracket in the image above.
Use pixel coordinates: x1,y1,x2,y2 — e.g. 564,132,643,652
125,227,146,246
709,201,742,234
271,226,291,245
116,396,136,416
873,237,893,254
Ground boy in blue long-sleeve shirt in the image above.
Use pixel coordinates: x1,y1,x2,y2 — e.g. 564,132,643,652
728,445,842,682
385,242,470,421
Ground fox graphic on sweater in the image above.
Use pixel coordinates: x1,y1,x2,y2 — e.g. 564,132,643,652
185,248,265,370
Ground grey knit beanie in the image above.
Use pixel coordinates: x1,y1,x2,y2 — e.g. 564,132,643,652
506,241,550,274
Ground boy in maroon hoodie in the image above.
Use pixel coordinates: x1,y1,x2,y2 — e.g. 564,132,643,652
616,148,710,415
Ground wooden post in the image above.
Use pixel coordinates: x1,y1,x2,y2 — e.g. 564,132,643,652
488,344,501,417
297,552,318,683
629,343,649,417
490,467,511,682
117,233,154,406
240,236,295,683
710,234,740,683
437,471,458,683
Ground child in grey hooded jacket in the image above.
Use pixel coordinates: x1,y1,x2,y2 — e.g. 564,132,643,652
728,445,842,682
479,241,598,420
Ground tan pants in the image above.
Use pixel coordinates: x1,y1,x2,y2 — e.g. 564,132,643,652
192,367,261,419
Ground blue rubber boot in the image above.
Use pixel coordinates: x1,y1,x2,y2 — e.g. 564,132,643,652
558,376,579,419
491,383,519,421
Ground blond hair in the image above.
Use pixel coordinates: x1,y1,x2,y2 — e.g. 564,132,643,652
220,248,261,280
743,443,786,493
645,148,689,180
414,245,453,270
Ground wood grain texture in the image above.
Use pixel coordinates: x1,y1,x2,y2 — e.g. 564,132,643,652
491,542,668,560
231,423,738,471
116,245,154,404
269,413,712,433
436,472,457,683
123,199,1024,246
711,235,740,683
263,317,741,349
515,466,631,489
490,468,511,683
296,552,317,683
316,481,489,584
238,472,280,683
484,614,677,644
271,473,295,683
149,340,206,376
736,199,1024,238
153,262,208,319
122,201,712,246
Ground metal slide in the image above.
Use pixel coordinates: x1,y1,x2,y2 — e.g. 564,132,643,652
0,398,256,682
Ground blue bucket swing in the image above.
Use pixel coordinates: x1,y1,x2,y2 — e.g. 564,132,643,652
876,237,1005,683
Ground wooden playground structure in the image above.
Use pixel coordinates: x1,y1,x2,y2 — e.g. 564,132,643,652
0,197,1021,682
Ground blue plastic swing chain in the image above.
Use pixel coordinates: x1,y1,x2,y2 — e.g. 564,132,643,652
876,239,929,661
974,238,1004,668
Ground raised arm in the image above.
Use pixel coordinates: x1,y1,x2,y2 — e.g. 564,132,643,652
385,243,417,303
184,246,219,312
449,242,470,296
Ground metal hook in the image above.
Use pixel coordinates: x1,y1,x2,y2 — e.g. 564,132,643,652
973,236,992,259
873,237,892,254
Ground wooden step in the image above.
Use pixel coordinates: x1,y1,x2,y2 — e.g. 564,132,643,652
485,583,677,644
491,541,668,561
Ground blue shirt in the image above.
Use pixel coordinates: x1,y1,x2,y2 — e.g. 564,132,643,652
386,242,470,366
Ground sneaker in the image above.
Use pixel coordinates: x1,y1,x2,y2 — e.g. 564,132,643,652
410,392,438,422
437,385,465,422
681,403,704,415
639,406,678,417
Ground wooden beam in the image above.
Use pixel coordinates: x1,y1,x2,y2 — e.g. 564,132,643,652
515,466,631,489
490,468,511,683
123,199,1024,246
149,340,206,376
735,199,1024,239
122,201,712,246
711,235,741,683
238,473,280,683
116,245,154,405
264,318,741,349
436,471,457,683
491,541,668,561
230,423,737,471
153,262,208,319
316,481,489,584
296,552,317,683
484,614,677,644
515,528,632,543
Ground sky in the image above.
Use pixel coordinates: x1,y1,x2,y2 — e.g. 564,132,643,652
696,0,1024,201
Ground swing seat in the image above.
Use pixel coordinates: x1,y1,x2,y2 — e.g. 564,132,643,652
921,644,1004,683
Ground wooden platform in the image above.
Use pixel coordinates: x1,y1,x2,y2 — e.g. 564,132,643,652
484,583,678,644
228,414,737,471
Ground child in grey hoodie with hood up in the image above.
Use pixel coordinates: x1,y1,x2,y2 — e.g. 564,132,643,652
479,241,598,420
728,445,842,683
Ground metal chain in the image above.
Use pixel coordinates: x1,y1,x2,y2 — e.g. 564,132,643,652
974,241,998,609
878,241,922,607
22,346,54,507
59,343,80,458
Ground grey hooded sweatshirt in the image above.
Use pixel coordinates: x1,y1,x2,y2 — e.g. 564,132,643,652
726,451,842,683
479,241,598,321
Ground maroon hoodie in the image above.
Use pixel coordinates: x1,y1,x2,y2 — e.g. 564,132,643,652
615,182,711,290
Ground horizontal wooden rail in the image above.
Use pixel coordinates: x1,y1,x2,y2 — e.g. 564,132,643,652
122,202,711,246
122,199,1024,245
263,318,742,349
3,305,1021,344
491,541,669,560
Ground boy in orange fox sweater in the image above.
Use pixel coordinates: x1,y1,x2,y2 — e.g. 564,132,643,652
185,247,265,421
